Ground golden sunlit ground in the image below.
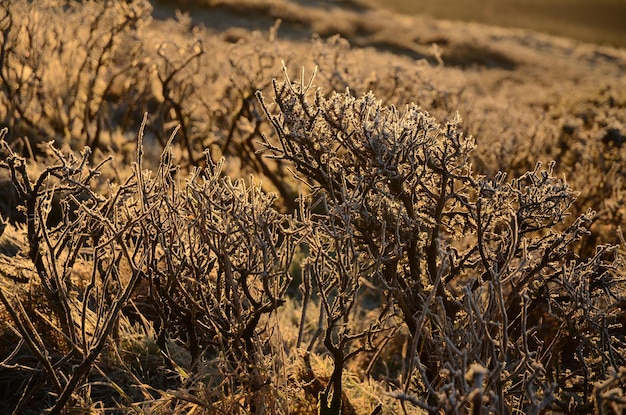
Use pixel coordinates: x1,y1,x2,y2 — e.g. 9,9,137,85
360,0,626,47
1,1,625,413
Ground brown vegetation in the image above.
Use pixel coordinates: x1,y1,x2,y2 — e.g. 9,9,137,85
1,1,625,414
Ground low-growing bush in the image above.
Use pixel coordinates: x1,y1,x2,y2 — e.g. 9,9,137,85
257,68,626,413
1,68,625,413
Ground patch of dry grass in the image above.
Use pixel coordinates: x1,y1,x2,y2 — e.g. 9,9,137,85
360,0,626,48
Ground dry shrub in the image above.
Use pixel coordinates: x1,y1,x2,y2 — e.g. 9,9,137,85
258,68,626,413
0,119,300,413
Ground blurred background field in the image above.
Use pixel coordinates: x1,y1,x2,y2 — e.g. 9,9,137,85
363,0,626,48
160,0,626,48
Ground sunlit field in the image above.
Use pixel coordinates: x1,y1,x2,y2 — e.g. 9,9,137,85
363,0,626,47
1,1,625,413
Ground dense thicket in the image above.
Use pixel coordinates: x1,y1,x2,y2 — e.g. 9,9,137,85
1,1,625,414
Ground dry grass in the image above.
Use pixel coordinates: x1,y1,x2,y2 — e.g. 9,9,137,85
360,0,626,48
1,0,625,414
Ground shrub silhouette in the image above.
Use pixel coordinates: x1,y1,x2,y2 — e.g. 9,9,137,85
257,68,626,413
0,118,302,413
